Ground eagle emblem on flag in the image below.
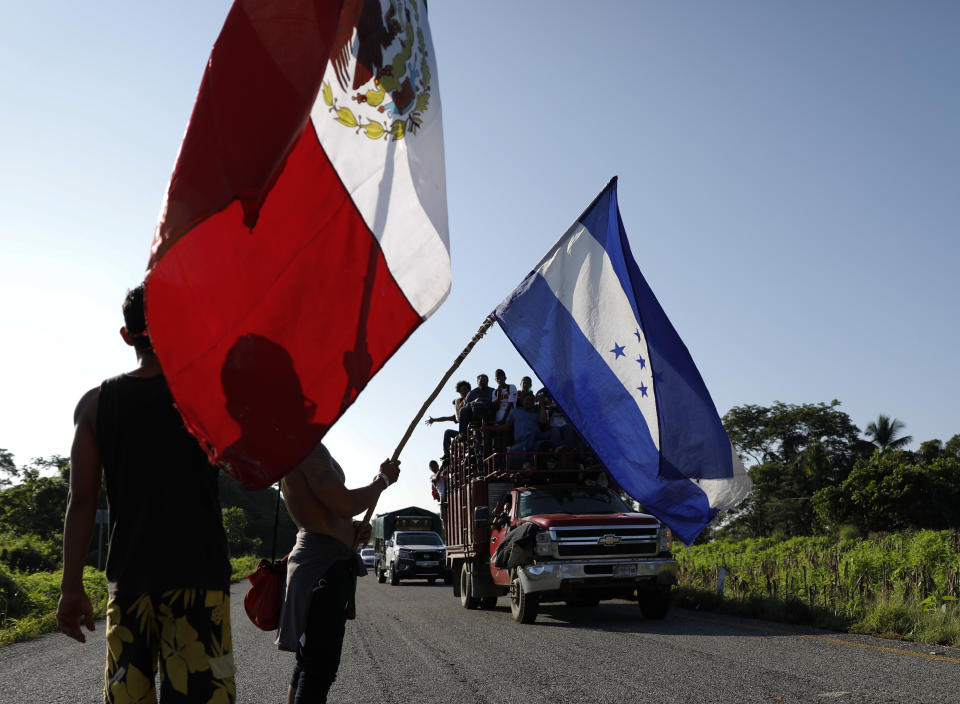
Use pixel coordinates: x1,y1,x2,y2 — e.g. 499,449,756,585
321,0,433,141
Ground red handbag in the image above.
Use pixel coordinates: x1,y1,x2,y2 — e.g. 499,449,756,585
244,555,288,631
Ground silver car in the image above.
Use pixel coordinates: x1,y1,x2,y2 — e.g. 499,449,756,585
360,547,375,568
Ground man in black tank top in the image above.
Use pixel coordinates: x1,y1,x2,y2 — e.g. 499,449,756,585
57,285,234,703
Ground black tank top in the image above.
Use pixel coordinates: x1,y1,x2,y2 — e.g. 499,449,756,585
97,373,230,596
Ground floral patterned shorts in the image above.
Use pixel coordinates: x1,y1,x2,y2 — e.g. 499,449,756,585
104,588,235,704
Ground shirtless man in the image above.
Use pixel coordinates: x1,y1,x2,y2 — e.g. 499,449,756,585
277,443,400,704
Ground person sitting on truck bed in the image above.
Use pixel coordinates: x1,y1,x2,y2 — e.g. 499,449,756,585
278,444,400,704
518,375,535,406
425,380,471,458
496,392,562,458
459,373,496,430
538,389,586,452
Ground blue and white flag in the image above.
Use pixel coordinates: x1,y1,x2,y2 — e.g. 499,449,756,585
494,178,751,544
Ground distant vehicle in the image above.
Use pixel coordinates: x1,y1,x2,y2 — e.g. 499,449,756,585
360,548,375,568
372,508,451,586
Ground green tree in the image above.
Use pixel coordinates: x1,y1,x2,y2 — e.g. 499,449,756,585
916,439,943,462
724,400,867,471
718,401,867,539
221,506,249,556
217,474,296,557
0,462,69,538
0,449,18,488
864,414,912,452
814,451,960,532
944,434,960,459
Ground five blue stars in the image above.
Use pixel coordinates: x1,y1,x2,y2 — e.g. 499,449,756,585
610,343,626,359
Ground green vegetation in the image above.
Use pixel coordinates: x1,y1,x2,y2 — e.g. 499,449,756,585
0,451,298,576
680,403,960,645
0,565,108,647
230,555,262,583
712,403,960,541
676,531,960,646
0,447,295,647
0,557,262,647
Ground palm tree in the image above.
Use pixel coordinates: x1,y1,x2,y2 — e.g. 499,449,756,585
864,414,912,452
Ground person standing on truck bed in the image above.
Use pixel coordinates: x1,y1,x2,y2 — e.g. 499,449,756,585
492,369,518,423
278,444,400,704
425,379,471,459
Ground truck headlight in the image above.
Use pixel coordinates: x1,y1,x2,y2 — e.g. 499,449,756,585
658,527,672,553
534,531,553,556
398,549,413,558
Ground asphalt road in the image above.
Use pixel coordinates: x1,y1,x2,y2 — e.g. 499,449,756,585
2,578,959,703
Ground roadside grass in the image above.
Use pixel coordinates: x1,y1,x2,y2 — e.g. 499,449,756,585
230,555,262,582
673,530,960,647
0,556,261,647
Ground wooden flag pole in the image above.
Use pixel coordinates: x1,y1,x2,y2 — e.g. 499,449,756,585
358,313,497,540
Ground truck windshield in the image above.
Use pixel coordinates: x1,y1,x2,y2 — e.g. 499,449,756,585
395,532,444,546
517,488,630,517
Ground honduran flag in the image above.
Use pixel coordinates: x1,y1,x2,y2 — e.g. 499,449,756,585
144,0,448,489
494,178,751,544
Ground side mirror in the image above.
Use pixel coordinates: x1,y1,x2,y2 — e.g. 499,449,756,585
385,540,393,547
474,505,490,529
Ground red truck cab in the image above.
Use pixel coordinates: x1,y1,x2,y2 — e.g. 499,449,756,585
443,429,678,624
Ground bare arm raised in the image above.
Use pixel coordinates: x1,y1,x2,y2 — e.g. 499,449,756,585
281,443,399,545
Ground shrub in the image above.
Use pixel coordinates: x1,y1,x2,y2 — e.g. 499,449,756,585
0,564,33,623
0,532,61,573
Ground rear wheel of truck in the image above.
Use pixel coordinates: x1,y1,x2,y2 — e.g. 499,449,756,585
510,574,539,624
389,565,400,586
459,564,480,609
638,586,671,619
376,563,386,583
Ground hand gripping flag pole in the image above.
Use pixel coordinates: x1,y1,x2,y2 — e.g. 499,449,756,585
358,314,497,544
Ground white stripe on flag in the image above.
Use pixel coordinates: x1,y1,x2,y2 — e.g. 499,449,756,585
695,445,753,511
536,221,661,449
309,13,450,320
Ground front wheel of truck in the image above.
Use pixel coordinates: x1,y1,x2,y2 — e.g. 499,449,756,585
638,585,671,619
510,574,539,624
459,564,480,609
376,563,386,583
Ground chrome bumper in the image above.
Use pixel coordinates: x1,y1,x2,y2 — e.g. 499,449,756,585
518,558,678,595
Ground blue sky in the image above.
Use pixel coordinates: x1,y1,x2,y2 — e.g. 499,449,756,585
1,1,957,513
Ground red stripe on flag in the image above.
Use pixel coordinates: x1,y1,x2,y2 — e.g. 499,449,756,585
146,123,422,489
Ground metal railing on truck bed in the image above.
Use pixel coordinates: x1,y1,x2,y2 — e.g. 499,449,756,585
441,424,605,558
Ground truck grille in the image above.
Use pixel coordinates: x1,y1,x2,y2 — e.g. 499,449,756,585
551,526,659,559
414,551,441,561
557,543,657,557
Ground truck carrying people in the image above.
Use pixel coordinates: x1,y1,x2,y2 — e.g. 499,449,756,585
372,507,452,586
438,389,678,624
